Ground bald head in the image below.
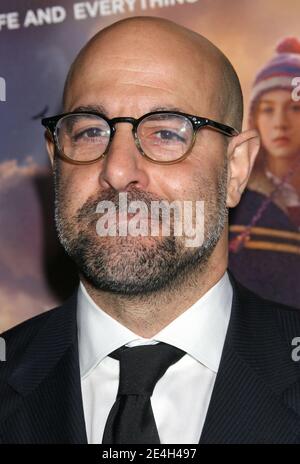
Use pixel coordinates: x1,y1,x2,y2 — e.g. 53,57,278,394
63,16,243,131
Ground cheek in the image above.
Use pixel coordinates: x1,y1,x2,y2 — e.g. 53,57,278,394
57,164,99,215
155,158,205,202
256,118,272,146
256,115,268,131
166,164,218,203
290,118,300,142
288,135,300,154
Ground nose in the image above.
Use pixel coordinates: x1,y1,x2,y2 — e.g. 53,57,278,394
98,122,150,192
273,107,289,130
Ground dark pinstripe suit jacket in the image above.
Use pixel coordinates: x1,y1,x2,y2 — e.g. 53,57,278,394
1,271,300,444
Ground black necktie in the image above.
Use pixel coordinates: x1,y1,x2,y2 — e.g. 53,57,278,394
102,342,185,444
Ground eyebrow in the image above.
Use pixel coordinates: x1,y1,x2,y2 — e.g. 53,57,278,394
69,104,187,117
258,100,276,105
70,104,108,115
150,106,185,113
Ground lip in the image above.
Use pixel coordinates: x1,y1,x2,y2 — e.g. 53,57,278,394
103,212,161,225
272,136,290,144
102,213,162,237
118,212,150,221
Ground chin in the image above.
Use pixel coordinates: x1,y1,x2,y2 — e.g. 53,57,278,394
268,148,295,159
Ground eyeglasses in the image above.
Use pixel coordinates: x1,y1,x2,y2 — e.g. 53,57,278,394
42,110,239,165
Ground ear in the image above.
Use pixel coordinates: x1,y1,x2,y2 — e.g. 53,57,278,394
44,130,55,168
226,129,260,208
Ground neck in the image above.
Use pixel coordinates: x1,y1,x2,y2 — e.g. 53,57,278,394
81,234,228,338
266,154,300,192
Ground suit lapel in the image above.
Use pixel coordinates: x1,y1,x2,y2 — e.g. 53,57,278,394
200,345,300,443
200,272,300,444
0,292,88,444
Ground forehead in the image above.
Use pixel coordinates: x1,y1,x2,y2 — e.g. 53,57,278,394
64,34,222,118
258,89,295,104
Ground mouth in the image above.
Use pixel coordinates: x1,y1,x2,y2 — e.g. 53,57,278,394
103,209,165,223
272,136,290,145
99,211,162,232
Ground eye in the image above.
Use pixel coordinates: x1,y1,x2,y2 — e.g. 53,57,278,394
153,130,186,143
290,104,300,112
259,106,274,114
73,127,109,142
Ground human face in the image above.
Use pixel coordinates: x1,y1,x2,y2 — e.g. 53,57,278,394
255,89,300,160
51,23,230,294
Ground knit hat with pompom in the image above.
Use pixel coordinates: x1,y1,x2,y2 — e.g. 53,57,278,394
249,37,300,119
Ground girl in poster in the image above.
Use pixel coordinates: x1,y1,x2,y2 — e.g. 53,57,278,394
229,38,300,307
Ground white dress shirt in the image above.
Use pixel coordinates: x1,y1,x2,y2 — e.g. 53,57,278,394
77,271,233,444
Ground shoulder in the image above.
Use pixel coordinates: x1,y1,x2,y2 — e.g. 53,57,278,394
229,188,298,230
227,273,300,391
0,291,78,364
230,272,300,342
1,306,60,337
231,271,300,313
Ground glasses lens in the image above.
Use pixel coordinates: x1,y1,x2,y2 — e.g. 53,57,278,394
137,113,194,162
56,113,110,162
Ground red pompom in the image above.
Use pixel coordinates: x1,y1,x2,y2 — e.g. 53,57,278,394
276,37,300,54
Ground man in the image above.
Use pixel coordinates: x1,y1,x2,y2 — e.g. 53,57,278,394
1,16,300,444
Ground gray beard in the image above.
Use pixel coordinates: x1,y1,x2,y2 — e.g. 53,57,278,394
54,162,228,296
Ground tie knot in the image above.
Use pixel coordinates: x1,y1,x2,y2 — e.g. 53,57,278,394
109,343,185,396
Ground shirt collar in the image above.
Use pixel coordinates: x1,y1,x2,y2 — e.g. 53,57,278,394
77,271,232,378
